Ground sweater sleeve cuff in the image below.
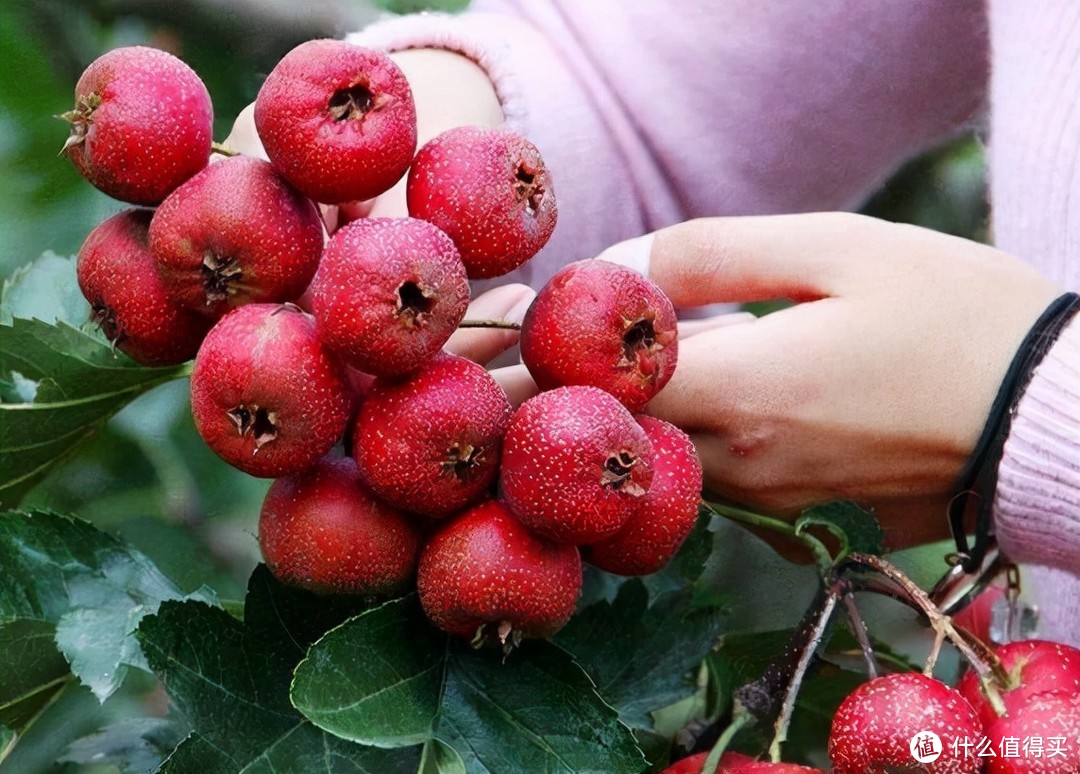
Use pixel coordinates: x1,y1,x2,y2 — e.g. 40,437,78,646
994,313,1080,573
345,12,550,131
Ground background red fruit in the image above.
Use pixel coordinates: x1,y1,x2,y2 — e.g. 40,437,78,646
62,45,212,205
407,125,557,279
254,39,416,204
351,353,511,517
190,304,350,478
829,672,982,773
310,218,469,378
980,691,1080,773
417,500,582,646
258,455,421,596
584,415,703,575
500,385,654,545
150,155,324,317
77,209,211,365
957,639,1080,729
520,259,678,411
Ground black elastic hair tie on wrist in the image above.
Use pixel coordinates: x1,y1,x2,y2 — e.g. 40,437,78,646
948,291,1080,573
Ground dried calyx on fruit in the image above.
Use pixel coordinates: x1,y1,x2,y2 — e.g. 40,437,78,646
61,45,213,205
190,304,351,478
520,258,678,411
254,39,417,204
407,125,557,279
417,500,582,653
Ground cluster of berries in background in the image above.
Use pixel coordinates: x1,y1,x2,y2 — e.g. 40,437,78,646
63,40,702,650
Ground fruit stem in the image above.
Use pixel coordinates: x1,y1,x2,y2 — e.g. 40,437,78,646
837,552,1009,716
457,319,522,331
701,711,753,774
703,501,833,575
841,590,879,679
211,141,239,158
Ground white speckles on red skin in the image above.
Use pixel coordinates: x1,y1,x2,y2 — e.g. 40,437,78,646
500,385,654,545
310,218,469,378
65,46,212,205
254,39,417,204
190,304,351,478
259,455,422,596
584,415,702,576
417,500,582,642
150,156,324,318
351,353,512,518
406,125,557,279
520,259,678,412
957,640,1080,729
77,208,211,365
829,672,982,774
954,639,1080,772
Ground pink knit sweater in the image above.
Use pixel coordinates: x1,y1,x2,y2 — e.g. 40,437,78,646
350,0,1080,643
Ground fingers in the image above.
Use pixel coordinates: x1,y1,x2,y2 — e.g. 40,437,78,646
677,312,756,338
641,212,882,308
444,284,534,365
490,363,539,407
221,103,267,159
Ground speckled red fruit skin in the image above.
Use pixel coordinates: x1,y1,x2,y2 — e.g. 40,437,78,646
77,209,211,365
661,752,824,773
351,353,512,518
829,673,982,774
585,415,702,575
190,304,350,478
981,691,1080,773
500,385,654,545
310,218,469,378
520,259,678,412
417,500,582,642
64,46,212,205
150,155,324,318
957,639,1080,730
407,125,557,279
259,455,421,596
254,39,416,204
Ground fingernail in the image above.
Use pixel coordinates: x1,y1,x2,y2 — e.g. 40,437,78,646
595,233,655,276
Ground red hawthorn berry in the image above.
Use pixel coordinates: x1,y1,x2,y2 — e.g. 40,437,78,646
62,46,212,205
417,499,582,648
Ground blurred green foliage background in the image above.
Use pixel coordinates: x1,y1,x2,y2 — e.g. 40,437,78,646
0,1,988,770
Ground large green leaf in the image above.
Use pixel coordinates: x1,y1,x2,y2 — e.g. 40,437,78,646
794,501,885,560
0,252,190,506
137,566,417,773
556,579,725,731
0,509,213,707
291,596,646,773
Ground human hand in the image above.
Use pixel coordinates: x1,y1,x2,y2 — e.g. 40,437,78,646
630,213,1059,549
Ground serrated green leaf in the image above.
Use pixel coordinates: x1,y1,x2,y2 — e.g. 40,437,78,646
291,594,645,773
556,580,724,732
290,597,444,747
0,509,213,703
138,567,412,773
794,501,885,560
437,639,645,774
0,318,187,506
0,251,90,327
0,619,71,732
